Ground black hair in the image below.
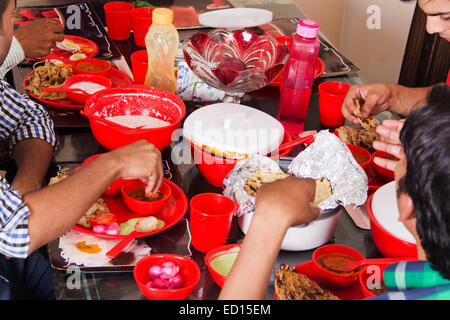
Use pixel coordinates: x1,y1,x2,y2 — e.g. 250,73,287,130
399,83,450,279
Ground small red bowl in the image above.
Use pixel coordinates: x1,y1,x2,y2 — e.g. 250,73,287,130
81,154,123,195
190,131,293,188
121,178,172,216
133,254,201,300
63,74,112,105
72,58,112,77
312,244,365,288
366,194,417,258
347,144,371,170
204,243,241,288
370,151,398,181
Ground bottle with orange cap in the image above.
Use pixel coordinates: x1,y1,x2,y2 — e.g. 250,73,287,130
144,8,179,94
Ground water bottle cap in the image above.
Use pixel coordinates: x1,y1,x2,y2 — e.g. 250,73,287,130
296,19,319,38
153,8,174,24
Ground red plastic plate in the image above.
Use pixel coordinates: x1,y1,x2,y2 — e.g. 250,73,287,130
72,179,188,239
38,35,99,62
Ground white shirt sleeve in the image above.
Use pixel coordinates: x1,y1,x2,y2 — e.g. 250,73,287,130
0,36,25,79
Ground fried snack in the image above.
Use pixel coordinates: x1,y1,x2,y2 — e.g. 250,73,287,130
275,264,340,300
25,60,73,100
243,169,332,206
354,99,379,132
48,172,109,228
336,125,378,152
244,168,290,197
310,178,332,207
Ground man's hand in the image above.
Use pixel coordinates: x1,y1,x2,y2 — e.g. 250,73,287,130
373,119,405,171
254,176,320,228
105,140,164,195
14,19,64,58
341,84,394,124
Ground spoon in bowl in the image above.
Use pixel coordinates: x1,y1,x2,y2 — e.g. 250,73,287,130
321,255,416,273
41,87,90,95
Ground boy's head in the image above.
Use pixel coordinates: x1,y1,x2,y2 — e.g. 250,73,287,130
396,83,450,279
0,0,15,64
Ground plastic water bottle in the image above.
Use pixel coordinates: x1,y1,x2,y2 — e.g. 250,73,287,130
277,19,320,134
144,8,179,93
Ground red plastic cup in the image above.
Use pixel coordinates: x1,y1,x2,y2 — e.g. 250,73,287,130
104,1,135,41
189,193,236,253
131,50,148,84
318,81,350,127
132,7,154,47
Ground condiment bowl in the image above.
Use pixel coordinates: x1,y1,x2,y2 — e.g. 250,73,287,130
83,85,186,150
204,243,241,288
121,178,172,216
72,58,112,77
63,74,112,104
312,244,365,288
370,150,398,181
82,153,123,195
347,144,371,170
133,254,201,300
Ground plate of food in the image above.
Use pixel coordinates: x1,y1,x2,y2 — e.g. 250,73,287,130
274,262,365,300
48,171,188,240
23,60,132,110
38,35,99,63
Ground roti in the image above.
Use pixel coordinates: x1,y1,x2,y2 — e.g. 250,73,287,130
354,99,379,131
310,178,332,207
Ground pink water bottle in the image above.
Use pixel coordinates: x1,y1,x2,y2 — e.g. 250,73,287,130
277,19,320,134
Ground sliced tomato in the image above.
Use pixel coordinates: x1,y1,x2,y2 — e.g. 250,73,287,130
89,212,118,226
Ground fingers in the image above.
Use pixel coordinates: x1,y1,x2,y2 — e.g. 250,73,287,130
373,156,398,172
372,140,403,157
375,119,404,146
341,87,363,125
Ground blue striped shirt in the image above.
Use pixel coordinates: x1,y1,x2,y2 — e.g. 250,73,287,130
0,79,56,258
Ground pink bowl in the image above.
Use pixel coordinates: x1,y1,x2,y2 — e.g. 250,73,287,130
312,244,365,288
133,254,200,300
121,178,172,216
82,153,123,195
84,85,186,151
205,243,241,288
366,194,417,258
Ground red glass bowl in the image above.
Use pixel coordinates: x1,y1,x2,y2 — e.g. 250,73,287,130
312,244,365,288
83,85,186,150
204,243,241,288
121,178,172,216
82,153,123,195
366,194,417,258
72,58,112,77
133,254,200,300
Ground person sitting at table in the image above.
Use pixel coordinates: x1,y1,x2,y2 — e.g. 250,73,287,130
0,18,64,79
0,0,164,299
341,0,449,172
219,83,450,300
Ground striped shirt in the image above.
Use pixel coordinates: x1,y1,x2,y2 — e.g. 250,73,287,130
369,261,450,300
0,79,56,258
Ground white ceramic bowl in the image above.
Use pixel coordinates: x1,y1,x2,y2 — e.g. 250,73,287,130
238,206,342,251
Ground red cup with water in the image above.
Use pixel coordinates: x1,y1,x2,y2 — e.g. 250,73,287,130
189,193,235,253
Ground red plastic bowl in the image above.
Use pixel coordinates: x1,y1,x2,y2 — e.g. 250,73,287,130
72,58,112,77
63,74,112,105
82,153,123,195
121,178,172,216
133,254,201,300
205,243,241,288
312,244,365,288
347,144,371,170
366,194,417,258
370,151,398,181
84,85,186,151
189,132,293,188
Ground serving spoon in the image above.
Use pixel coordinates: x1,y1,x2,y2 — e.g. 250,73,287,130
41,87,90,95
321,255,416,273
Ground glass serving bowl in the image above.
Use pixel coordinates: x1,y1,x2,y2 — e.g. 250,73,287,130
182,29,289,103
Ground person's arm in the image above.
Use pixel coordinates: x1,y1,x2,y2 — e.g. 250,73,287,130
0,36,25,79
219,177,320,300
341,84,431,124
24,140,163,255
11,138,53,195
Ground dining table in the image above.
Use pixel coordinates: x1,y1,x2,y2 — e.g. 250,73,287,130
8,0,398,300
